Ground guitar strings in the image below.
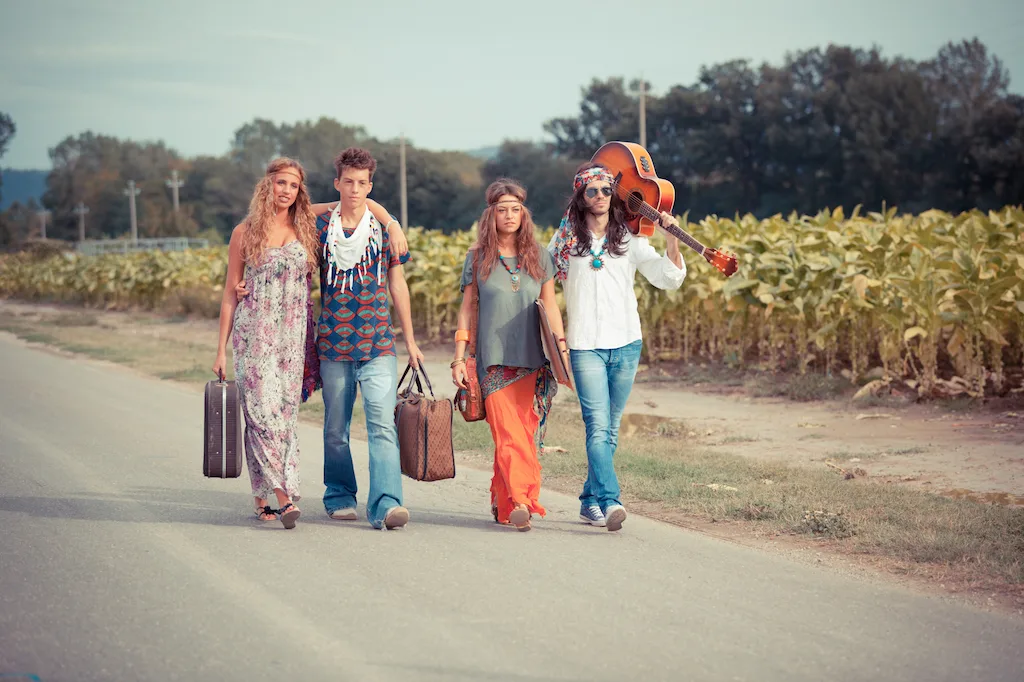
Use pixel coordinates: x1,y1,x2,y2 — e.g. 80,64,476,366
603,178,737,274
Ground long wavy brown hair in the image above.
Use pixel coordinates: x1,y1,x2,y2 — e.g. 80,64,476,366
566,161,630,258
471,178,546,283
240,157,318,271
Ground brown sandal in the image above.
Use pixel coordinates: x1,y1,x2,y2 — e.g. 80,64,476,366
509,504,531,532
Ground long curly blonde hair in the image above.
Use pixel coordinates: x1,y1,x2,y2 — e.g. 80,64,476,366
240,157,318,271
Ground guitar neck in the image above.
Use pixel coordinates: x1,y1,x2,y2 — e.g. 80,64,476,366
631,198,706,257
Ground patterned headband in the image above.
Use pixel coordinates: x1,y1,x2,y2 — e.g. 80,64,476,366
573,167,615,190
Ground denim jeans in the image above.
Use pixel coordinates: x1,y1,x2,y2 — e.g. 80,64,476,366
569,340,643,512
321,355,403,528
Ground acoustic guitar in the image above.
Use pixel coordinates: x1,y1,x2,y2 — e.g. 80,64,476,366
591,141,739,277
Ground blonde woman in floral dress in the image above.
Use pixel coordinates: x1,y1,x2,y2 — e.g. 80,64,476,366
213,157,320,530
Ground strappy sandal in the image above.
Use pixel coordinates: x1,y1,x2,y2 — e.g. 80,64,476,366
278,502,301,530
254,505,277,522
509,504,531,532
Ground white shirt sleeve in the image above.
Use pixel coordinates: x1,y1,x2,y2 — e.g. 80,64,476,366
546,232,557,254
629,235,687,290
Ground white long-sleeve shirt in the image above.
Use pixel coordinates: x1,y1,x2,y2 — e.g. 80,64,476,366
550,230,687,351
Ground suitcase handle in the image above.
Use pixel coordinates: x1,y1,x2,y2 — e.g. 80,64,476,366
398,363,434,398
416,365,435,397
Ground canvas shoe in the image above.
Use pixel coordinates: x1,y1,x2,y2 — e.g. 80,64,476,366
383,506,410,530
328,507,358,521
579,504,607,527
605,504,627,532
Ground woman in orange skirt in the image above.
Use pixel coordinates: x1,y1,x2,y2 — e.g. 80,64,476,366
451,178,567,531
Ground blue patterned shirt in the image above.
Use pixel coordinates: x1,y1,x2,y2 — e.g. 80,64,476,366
316,211,411,363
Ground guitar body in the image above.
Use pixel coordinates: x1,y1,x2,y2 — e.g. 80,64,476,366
591,141,675,238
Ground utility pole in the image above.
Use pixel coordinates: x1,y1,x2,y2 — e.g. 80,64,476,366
166,169,185,234
399,133,408,229
124,180,141,243
73,202,90,242
639,77,647,149
37,209,51,240
166,170,184,212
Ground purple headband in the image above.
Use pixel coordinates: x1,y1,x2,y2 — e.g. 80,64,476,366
573,167,615,190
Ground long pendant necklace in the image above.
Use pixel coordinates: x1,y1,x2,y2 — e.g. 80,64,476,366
498,254,522,292
589,239,607,271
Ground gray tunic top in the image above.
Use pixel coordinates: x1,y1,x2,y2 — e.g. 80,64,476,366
460,247,556,384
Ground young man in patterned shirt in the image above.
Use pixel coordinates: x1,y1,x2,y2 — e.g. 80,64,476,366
316,147,423,530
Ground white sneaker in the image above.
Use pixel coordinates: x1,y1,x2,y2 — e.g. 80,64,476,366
329,507,358,521
605,504,627,532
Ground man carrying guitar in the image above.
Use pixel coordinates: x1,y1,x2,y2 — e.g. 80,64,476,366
548,163,686,532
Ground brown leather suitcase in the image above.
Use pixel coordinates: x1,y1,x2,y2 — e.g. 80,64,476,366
395,365,455,482
203,376,244,478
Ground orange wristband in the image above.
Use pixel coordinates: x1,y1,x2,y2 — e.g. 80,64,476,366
455,329,470,343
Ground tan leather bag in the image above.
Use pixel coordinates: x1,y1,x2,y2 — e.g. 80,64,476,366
395,364,456,482
455,251,486,422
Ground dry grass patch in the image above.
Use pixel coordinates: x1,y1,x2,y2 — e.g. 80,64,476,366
535,408,1023,586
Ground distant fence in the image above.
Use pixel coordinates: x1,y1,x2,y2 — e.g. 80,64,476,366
76,238,210,256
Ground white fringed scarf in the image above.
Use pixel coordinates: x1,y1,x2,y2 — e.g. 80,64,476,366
322,204,383,294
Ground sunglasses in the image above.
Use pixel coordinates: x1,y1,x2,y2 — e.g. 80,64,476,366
585,186,614,199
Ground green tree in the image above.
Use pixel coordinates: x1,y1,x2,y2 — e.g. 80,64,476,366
544,78,643,159
482,141,582,227
920,38,1022,210
0,198,39,247
44,133,198,241
184,155,255,240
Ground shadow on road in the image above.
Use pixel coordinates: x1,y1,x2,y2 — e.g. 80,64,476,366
0,487,612,538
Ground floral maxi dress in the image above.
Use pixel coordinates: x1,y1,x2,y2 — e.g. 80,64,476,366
232,240,309,501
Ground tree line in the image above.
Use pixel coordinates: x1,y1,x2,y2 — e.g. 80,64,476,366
1,38,1021,248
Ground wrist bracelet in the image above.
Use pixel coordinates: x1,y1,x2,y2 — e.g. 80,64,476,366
450,358,466,368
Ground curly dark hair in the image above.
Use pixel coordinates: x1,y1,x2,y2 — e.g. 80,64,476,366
565,161,630,258
333,147,377,179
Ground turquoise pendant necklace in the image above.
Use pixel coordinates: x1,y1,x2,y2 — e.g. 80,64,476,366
498,254,522,292
589,240,607,271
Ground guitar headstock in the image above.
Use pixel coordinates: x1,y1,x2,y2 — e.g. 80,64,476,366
703,248,739,277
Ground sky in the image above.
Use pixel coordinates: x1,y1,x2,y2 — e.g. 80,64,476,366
1,0,1022,169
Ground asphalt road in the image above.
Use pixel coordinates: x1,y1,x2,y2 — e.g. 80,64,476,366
1,334,1021,682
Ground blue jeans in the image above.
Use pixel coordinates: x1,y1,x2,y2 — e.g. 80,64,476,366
321,355,403,528
569,340,643,512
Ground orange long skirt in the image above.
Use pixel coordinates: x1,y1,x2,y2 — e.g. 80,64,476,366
484,370,547,524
